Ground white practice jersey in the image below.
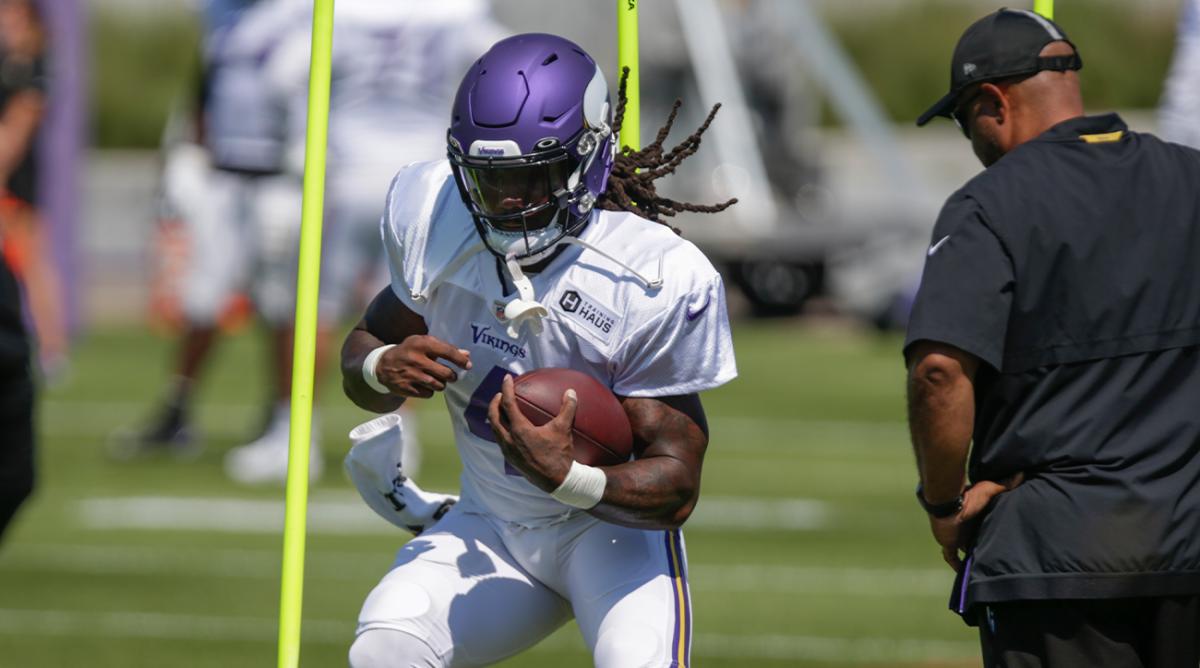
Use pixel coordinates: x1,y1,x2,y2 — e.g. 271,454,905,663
205,0,308,172
1161,0,1200,148
382,161,738,526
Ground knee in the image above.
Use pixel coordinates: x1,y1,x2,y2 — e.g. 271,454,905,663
348,628,440,668
593,625,674,668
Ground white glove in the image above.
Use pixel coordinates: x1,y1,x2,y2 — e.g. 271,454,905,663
344,413,457,535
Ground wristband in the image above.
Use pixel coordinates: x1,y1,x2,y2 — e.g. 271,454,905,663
362,344,397,395
551,461,607,509
915,483,963,518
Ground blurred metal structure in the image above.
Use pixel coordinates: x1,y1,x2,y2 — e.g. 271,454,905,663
637,0,938,317
674,0,778,233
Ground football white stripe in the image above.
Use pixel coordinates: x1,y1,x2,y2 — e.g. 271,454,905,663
72,494,829,534
3,542,946,596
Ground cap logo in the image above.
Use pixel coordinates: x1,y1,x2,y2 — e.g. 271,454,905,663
962,63,977,77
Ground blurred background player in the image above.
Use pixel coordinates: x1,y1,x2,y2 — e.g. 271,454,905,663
116,0,506,484
0,0,66,379
1160,0,1200,148
110,0,308,472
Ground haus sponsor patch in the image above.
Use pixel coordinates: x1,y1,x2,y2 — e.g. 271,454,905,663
555,282,618,344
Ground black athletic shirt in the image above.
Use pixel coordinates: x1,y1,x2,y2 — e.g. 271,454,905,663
905,114,1200,618
0,244,29,375
0,49,46,204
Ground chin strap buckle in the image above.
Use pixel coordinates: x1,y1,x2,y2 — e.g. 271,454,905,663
497,255,548,338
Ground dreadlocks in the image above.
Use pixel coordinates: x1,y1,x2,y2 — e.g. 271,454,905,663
597,67,738,230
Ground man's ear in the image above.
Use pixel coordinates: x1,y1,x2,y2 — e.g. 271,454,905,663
977,82,1009,127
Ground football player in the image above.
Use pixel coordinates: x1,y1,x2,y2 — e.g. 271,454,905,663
341,34,737,667
119,0,504,484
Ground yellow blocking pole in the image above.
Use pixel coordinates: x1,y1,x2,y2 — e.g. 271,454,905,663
278,1,335,667
1034,0,1054,19
617,0,640,151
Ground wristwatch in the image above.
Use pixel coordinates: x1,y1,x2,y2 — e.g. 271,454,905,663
915,484,963,518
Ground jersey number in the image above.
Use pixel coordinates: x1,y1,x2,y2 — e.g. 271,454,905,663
464,365,522,476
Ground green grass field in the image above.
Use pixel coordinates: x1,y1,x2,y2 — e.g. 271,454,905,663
0,321,982,667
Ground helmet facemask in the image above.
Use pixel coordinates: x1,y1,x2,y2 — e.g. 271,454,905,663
449,121,610,266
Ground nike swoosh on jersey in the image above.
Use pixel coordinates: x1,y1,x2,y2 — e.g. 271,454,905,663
686,296,711,321
927,235,952,257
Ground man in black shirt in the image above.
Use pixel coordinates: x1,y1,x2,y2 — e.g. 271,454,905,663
906,9,1200,667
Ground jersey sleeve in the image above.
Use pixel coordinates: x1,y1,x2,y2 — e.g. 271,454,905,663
612,273,738,397
379,168,427,317
904,194,1014,370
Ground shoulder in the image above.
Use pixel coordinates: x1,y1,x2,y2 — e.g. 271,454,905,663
928,187,1009,256
554,210,722,345
382,160,462,235
586,210,722,298
381,160,478,297
1139,129,1200,168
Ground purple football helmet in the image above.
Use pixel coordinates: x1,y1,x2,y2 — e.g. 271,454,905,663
447,33,615,263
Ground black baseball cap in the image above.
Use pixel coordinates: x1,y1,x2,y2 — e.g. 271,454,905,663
916,8,1082,127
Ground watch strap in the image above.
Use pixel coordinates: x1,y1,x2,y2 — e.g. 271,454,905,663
915,484,963,518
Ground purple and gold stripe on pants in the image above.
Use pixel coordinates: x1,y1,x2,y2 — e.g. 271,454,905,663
664,529,691,668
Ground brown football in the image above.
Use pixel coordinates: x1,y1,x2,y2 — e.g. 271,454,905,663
512,368,634,467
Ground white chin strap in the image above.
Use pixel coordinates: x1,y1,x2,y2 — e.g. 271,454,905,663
500,255,549,338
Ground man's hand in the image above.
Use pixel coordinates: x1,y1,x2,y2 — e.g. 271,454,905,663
376,335,472,398
929,474,1024,571
487,374,575,492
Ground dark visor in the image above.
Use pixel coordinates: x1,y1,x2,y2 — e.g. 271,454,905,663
458,155,574,231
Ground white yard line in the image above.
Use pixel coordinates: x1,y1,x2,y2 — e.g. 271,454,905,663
0,607,978,663
73,495,830,535
0,608,350,644
1,543,948,597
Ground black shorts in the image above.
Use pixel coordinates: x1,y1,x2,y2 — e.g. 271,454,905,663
980,597,1200,668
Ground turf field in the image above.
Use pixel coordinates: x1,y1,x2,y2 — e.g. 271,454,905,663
0,321,982,667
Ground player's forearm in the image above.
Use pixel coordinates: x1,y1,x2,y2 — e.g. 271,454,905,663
906,351,976,504
589,455,700,530
587,395,708,530
341,327,405,413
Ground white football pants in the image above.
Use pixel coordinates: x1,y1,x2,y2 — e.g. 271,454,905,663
350,505,693,667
